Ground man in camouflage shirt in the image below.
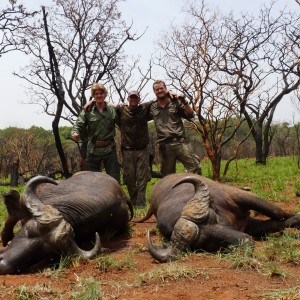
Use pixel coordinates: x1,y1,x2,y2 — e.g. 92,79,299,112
150,80,201,176
71,83,120,183
117,91,152,208
84,90,152,208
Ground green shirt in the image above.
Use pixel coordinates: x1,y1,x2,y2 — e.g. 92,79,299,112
72,102,118,155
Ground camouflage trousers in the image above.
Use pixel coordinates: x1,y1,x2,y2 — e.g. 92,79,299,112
87,148,120,183
159,141,201,176
122,147,150,208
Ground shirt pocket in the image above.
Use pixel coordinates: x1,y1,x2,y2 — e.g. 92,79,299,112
169,104,178,115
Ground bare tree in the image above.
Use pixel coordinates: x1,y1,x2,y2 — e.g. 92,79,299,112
16,0,140,118
13,0,142,175
42,6,71,177
156,1,247,180
220,2,300,164
272,122,291,156
0,0,37,55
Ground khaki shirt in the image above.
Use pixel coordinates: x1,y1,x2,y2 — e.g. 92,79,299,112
71,102,118,155
150,98,192,143
117,102,152,149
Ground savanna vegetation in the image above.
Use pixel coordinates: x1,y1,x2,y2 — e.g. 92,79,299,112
1,118,300,184
0,157,300,299
0,0,299,297
1,0,299,180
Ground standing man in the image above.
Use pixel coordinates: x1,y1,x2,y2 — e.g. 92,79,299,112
117,91,152,208
150,80,201,177
84,90,152,208
71,82,120,183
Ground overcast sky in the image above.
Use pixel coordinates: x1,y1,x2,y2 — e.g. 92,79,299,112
0,0,299,129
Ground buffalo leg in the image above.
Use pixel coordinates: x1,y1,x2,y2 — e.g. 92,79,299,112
234,194,293,220
200,224,254,251
245,214,300,237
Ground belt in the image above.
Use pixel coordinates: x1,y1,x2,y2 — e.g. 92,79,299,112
160,137,184,144
122,145,147,151
95,140,113,148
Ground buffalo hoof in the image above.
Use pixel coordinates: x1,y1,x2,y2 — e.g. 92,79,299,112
285,214,300,228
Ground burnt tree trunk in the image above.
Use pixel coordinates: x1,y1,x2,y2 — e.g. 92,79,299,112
42,6,71,178
254,125,266,164
10,160,19,187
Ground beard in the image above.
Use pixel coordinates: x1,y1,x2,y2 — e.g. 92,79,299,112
156,90,168,99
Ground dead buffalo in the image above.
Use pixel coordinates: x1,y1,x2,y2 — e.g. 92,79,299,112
0,171,132,274
138,173,300,262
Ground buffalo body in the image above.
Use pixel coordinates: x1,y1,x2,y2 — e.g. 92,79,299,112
140,173,300,262
0,171,131,274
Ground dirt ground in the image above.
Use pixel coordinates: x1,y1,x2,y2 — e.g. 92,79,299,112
0,207,300,299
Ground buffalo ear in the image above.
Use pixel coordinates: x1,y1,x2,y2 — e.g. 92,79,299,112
2,190,22,215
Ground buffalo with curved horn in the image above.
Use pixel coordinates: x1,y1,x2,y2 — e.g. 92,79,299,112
138,173,300,262
0,171,132,274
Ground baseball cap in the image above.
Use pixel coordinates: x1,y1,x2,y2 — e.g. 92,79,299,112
128,90,140,97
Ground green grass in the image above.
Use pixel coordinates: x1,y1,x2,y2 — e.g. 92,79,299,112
262,231,300,265
134,262,199,286
14,284,62,300
294,180,300,197
151,156,300,203
217,244,261,272
259,287,300,299
41,255,76,278
220,156,299,202
218,230,300,279
224,157,300,201
96,254,136,272
71,277,101,300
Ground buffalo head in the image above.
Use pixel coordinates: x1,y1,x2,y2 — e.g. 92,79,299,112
0,176,100,274
147,176,213,262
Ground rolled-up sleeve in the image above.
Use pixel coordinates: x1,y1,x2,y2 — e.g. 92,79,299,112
71,110,87,135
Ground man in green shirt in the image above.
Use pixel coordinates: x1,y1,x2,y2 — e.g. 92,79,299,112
84,90,152,208
71,83,120,183
150,80,201,177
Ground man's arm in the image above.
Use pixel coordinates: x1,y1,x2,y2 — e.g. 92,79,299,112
179,97,193,117
71,110,87,141
83,99,95,112
169,91,194,118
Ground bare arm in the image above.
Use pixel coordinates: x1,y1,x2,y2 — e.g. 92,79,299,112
169,91,194,117
83,99,95,112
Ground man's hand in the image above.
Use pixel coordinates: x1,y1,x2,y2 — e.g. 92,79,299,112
168,91,188,105
177,95,188,105
84,100,95,112
168,91,177,99
71,133,80,142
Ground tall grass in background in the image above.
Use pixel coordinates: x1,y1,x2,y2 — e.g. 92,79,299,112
218,156,300,204
147,156,300,210
0,156,299,227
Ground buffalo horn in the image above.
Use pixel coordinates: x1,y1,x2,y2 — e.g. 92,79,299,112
172,175,210,223
24,176,58,215
65,232,101,259
25,176,101,259
147,230,172,263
